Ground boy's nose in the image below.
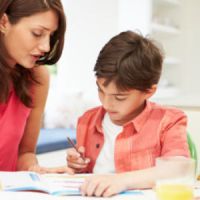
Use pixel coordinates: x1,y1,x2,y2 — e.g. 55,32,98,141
102,97,113,110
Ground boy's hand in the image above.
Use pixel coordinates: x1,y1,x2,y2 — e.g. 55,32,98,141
66,147,90,173
80,174,128,197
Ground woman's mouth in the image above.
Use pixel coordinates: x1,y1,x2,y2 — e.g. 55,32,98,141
31,55,41,62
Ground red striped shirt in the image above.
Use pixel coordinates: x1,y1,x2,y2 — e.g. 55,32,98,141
77,101,190,173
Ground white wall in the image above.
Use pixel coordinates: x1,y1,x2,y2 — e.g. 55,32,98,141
56,0,119,100
45,1,200,129
44,0,119,128
180,0,200,94
118,0,151,35
54,0,200,100
57,0,152,99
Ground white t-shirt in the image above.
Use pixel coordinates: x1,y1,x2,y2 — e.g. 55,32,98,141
93,113,123,174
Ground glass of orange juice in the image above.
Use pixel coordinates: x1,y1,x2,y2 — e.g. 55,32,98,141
155,157,196,200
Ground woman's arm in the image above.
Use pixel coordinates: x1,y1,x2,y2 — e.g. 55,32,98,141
17,65,49,171
17,66,74,174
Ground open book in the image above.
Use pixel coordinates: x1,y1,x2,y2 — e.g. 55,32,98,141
0,171,86,196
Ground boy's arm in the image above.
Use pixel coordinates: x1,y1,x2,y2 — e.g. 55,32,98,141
160,110,189,157
121,167,156,189
81,167,157,197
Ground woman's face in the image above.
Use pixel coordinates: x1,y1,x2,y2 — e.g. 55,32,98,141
1,10,58,68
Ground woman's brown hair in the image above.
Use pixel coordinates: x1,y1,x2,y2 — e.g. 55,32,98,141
0,0,66,107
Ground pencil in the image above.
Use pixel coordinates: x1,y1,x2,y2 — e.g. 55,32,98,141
67,137,85,160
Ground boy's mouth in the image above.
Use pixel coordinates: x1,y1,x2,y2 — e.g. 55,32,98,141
107,111,118,115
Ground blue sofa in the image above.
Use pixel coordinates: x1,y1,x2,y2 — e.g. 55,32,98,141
36,128,76,154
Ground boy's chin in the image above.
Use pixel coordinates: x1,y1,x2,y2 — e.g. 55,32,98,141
109,117,124,126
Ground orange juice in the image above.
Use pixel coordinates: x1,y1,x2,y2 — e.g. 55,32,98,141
156,184,193,200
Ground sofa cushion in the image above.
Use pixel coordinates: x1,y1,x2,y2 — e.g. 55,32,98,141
36,128,76,154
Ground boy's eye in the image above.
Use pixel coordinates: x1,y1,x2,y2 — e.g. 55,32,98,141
115,96,127,101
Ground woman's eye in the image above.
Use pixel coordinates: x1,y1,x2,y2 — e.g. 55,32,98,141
32,32,42,37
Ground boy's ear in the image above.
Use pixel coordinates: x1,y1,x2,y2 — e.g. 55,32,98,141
0,14,10,34
145,84,157,99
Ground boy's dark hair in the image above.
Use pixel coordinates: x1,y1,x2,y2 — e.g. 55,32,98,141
94,31,164,92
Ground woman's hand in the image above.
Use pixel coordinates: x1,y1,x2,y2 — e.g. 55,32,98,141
80,174,128,197
28,164,74,174
66,147,90,173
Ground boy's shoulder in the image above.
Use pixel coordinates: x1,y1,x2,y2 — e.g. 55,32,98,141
150,101,186,118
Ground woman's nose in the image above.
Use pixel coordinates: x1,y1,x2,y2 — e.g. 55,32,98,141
38,36,50,53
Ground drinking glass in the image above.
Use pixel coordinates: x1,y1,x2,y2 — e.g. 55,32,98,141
155,156,196,200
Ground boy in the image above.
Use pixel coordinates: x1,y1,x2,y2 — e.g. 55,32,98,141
66,31,189,197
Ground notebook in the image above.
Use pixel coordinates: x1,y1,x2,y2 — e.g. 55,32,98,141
0,171,86,196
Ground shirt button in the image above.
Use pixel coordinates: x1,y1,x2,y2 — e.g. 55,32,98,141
96,144,100,148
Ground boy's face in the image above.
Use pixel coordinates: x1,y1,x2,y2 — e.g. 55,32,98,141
97,78,155,126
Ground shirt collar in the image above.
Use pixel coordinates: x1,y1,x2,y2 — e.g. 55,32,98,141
89,106,105,133
128,100,152,133
90,101,152,134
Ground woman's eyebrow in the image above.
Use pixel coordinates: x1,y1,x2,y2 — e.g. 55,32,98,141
37,25,58,32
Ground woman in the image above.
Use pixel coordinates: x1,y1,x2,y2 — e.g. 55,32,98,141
0,0,70,173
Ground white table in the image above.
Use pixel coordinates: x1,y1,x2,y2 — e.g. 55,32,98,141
0,190,156,200
1,188,200,200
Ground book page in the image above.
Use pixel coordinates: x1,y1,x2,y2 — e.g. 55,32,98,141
40,174,87,195
0,172,40,189
0,172,88,196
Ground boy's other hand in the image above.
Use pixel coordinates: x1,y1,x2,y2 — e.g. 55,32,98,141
66,147,90,173
80,174,128,197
